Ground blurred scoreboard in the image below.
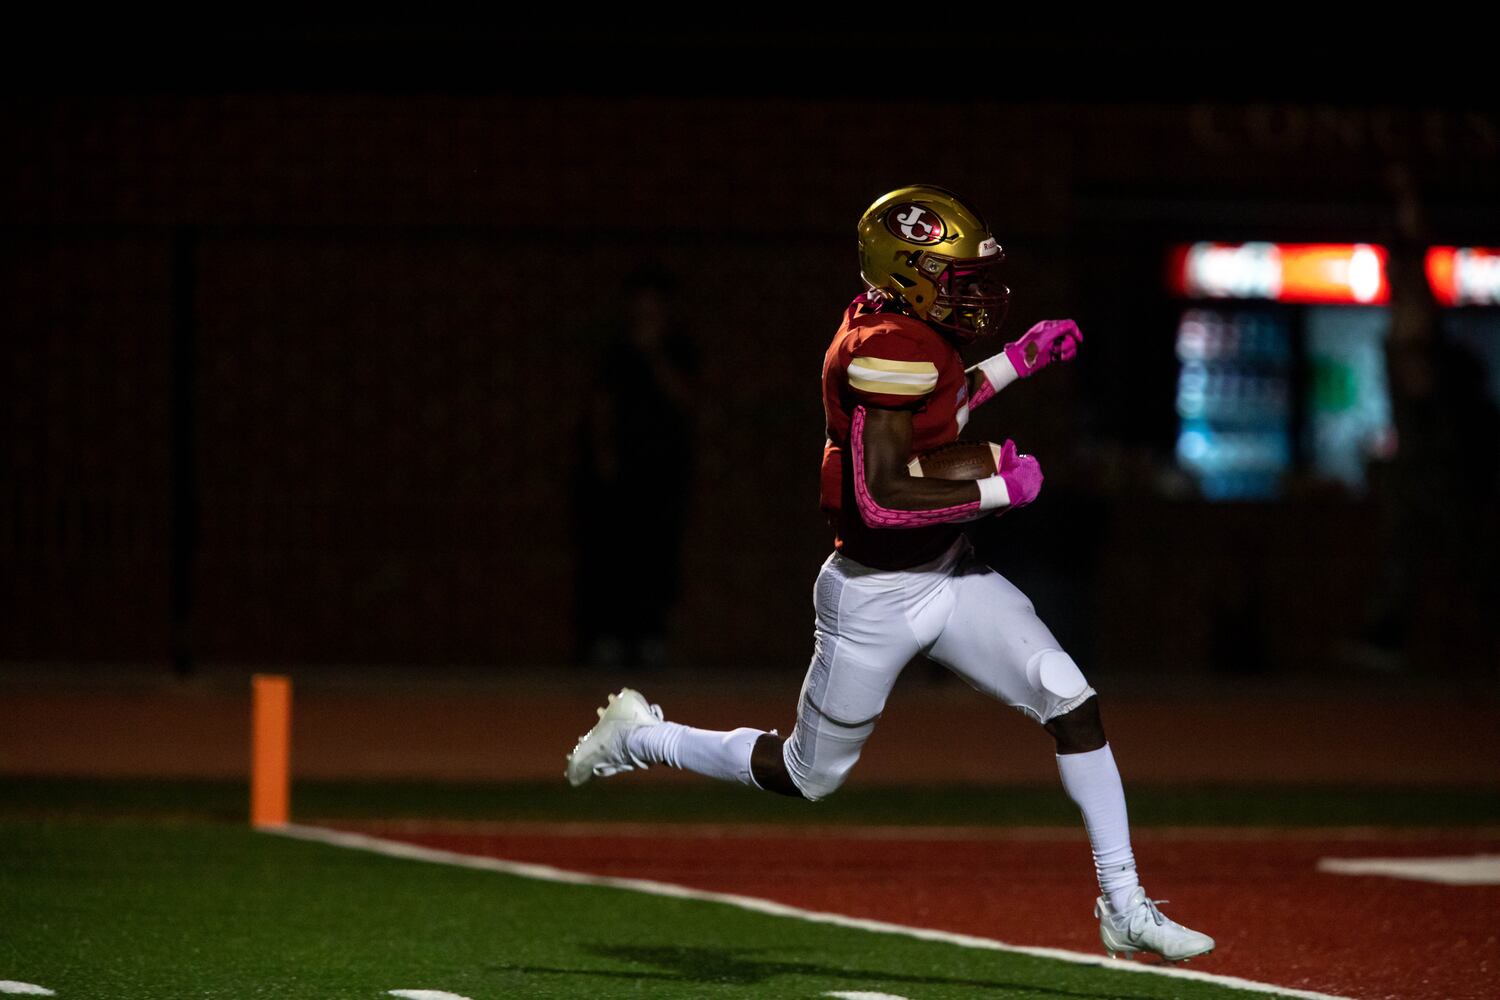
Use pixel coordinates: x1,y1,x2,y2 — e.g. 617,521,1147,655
1167,242,1500,500
1173,306,1293,500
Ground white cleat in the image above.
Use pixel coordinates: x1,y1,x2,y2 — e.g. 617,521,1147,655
1096,888,1215,963
564,688,665,788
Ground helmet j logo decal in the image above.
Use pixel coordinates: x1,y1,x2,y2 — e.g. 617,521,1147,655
887,205,945,245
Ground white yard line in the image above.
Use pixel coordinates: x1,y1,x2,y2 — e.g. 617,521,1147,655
312,818,1096,841
266,822,1347,999
0,984,55,996
823,991,916,1000
1318,853,1500,885
387,991,475,1000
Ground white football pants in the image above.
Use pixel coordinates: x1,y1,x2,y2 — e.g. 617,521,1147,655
783,537,1096,800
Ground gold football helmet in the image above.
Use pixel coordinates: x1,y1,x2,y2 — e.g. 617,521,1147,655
857,184,1009,340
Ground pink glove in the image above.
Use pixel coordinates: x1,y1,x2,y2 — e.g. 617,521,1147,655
1003,319,1082,379
997,439,1044,508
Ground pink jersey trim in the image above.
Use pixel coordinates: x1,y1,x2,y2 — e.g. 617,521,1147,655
967,352,1020,411
850,406,984,529
969,375,997,409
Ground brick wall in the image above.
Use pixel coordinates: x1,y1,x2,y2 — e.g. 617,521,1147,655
3,96,1495,669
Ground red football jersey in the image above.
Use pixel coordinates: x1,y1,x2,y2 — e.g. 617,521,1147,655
821,292,972,569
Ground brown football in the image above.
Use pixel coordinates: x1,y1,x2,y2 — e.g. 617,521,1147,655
907,440,1003,480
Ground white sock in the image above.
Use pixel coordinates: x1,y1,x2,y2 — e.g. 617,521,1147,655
1056,743,1140,913
625,722,763,787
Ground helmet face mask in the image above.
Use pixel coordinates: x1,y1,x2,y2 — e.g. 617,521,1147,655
929,255,1010,342
857,185,1011,342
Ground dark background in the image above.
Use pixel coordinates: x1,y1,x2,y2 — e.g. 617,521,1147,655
3,28,1498,678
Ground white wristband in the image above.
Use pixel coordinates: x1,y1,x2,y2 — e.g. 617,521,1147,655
973,352,1020,393
977,475,1010,510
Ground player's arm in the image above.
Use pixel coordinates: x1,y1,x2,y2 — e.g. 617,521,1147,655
966,319,1083,409
852,405,1041,527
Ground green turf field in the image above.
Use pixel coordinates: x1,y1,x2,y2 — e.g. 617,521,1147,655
6,777,1499,827
3,819,1298,1000
6,779,1493,999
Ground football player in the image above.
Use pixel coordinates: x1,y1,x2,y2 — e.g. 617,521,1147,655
565,185,1214,963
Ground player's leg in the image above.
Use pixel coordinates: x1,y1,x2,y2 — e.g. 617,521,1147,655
925,546,1213,960
922,558,1131,901
564,687,766,789
568,553,921,800
762,553,931,800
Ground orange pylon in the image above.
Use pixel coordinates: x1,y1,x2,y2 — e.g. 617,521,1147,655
250,674,292,827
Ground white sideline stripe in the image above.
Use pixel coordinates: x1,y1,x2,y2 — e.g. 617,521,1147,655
824,992,915,999
388,991,475,1000
0,984,55,996
266,824,1348,1000
1318,854,1500,885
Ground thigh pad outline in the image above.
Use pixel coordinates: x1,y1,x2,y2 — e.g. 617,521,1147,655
1026,648,1089,700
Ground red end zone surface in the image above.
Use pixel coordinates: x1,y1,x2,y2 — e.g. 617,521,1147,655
330,822,1500,1000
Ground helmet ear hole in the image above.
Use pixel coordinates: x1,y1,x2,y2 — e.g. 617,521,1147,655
891,274,915,289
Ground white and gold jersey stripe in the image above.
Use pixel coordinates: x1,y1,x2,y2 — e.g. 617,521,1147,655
846,356,939,397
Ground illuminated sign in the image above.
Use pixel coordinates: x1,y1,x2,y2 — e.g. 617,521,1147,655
1426,247,1500,306
1171,243,1388,304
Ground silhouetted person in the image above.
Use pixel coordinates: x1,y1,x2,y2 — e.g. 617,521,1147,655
573,268,698,670
1357,168,1500,671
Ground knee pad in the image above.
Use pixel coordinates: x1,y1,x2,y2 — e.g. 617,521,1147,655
1026,648,1089,700
782,724,864,803
787,762,848,803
